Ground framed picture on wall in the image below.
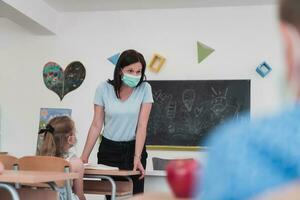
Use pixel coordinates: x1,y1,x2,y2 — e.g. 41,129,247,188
36,108,72,155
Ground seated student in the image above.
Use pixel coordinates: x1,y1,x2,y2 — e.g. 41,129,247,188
39,116,86,200
194,0,300,199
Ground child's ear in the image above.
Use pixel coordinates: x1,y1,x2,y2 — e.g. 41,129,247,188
68,135,77,145
67,135,73,144
67,135,72,144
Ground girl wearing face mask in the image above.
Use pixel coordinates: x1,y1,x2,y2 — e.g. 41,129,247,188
39,116,86,200
81,49,153,198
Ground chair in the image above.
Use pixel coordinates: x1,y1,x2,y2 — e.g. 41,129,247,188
152,157,194,170
0,155,18,170
152,157,173,170
0,155,59,199
18,156,72,199
0,188,59,200
84,167,134,198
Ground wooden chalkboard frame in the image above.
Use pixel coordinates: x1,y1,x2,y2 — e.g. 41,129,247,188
146,80,251,150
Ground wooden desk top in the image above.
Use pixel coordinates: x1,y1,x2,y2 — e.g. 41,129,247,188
0,170,79,184
84,169,140,176
128,192,191,200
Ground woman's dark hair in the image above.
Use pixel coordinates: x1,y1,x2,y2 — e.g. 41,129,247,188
108,49,146,98
280,0,300,30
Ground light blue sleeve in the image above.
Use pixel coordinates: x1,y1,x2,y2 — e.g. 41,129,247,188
93,82,106,106
143,82,154,103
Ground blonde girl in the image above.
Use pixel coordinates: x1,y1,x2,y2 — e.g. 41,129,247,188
39,116,86,200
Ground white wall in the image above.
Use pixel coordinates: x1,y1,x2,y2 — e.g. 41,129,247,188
0,5,283,193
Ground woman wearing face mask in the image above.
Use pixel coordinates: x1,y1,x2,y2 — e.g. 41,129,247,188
81,49,153,198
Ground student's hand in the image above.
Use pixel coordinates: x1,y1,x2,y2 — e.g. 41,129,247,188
133,157,145,179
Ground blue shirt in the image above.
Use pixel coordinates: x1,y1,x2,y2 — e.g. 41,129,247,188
196,105,300,200
94,81,154,141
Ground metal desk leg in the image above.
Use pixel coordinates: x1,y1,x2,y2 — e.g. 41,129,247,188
97,176,116,200
47,181,72,200
47,181,59,191
13,164,20,189
64,167,72,200
101,176,116,200
124,176,134,196
45,167,72,200
0,183,20,200
85,175,116,200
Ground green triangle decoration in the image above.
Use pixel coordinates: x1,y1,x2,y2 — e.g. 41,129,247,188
197,41,214,63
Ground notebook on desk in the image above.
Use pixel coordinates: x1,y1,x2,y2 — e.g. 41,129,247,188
84,163,119,170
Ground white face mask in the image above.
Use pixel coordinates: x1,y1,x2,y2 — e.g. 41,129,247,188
279,24,300,106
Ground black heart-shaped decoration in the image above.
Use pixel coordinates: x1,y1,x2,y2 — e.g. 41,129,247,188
43,61,86,100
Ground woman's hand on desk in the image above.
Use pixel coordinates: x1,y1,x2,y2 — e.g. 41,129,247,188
133,157,145,179
80,155,88,164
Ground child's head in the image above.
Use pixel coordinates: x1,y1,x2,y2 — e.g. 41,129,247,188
39,116,77,157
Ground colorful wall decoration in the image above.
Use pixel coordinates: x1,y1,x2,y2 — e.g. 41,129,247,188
43,61,86,100
197,41,214,63
256,62,272,77
148,53,166,73
107,53,120,65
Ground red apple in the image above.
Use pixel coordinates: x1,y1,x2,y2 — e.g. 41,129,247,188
166,159,199,198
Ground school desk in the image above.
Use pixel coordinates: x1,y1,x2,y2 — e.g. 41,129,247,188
0,170,79,200
84,168,140,200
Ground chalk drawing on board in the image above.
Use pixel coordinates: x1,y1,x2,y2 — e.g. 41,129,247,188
153,89,172,105
168,121,176,134
166,100,177,119
166,100,177,133
210,87,228,115
182,89,196,112
146,80,250,149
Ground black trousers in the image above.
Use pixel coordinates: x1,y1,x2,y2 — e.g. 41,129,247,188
97,136,148,199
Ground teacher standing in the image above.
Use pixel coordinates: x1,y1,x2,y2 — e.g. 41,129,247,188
81,49,153,197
